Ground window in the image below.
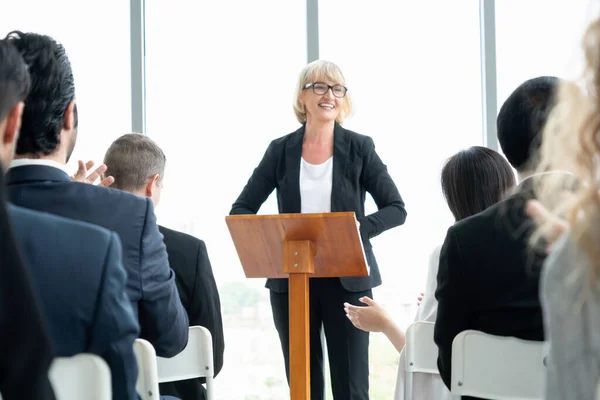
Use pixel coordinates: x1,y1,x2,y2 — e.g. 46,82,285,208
319,1,482,397
0,0,132,171
495,0,599,106
145,1,306,397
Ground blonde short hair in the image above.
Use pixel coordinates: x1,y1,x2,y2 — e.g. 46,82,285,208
293,60,353,125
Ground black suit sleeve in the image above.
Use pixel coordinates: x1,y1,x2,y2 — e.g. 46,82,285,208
434,227,471,389
230,142,277,215
358,137,407,239
189,240,225,377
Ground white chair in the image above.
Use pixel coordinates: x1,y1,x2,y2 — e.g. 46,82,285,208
49,354,112,400
451,330,545,400
404,321,439,399
134,338,160,400
134,326,215,400
157,326,215,400
0,354,111,400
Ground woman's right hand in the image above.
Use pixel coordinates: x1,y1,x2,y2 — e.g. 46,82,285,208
525,200,569,251
343,297,392,333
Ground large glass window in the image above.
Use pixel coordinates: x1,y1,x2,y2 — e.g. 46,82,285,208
495,0,599,106
145,1,306,398
0,0,132,171
319,1,483,397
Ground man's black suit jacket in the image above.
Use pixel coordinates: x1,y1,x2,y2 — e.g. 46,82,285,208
6,164,188,358
9,204,140,400
0,172,54,400
434,184,546,400
158,226,224,400
230,123,407,293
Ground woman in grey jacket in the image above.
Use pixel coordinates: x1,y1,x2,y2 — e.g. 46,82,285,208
532,16,600,400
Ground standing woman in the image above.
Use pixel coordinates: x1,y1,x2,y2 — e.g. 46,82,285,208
230,60,407,399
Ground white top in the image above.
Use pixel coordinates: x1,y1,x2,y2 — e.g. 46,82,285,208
299,157,333,213
9,158,70,176
394,245,452,400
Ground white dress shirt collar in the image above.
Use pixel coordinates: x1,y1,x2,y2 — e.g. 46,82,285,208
9,158,70,177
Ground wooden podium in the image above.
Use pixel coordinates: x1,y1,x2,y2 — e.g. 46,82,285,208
225,212,368,400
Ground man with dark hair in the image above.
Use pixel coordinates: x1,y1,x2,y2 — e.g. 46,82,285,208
105,133,225,400
4,31,189,359
434,76,560,399
0,39,140,400
0,39,56,400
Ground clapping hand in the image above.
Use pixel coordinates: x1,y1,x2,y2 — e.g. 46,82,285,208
71,160,115,187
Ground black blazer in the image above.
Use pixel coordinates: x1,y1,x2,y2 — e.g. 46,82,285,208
6,165,188,358
8,204,140,400
158,226,224,400
0,176,55,400
434,184,545,399
230,123,407,293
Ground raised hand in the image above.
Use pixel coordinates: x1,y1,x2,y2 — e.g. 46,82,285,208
71,160,115,187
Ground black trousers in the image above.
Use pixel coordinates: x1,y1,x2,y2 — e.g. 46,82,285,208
270,278,372,400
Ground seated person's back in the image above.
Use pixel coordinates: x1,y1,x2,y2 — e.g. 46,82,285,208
0,36,140,400
8,204,139,400
103,133,225,400
396,146,517,400
434,76,560,399
4,30,188,357
158,226,225,400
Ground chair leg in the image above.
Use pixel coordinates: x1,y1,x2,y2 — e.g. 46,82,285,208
205,376,215,400
405,372,413,400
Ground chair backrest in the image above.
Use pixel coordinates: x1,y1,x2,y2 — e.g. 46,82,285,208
403,321,439,400
451,330,544,400
134,338,160,400
405,321,438,374
50,354,111,400
157,326,215,400
0,354,111,400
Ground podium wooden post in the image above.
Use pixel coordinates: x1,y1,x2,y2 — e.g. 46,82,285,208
226,212,368,400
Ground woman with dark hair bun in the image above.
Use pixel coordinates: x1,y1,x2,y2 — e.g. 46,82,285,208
344,146,515,400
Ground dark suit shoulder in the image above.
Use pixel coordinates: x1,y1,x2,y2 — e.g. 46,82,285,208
340,126,373,144
159,225,203,250
8,204,114,243
73,182,150,207
449,194,527,241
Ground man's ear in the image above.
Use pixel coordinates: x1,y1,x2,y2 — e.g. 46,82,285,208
3,102,24,146
146,174,160,197
63,100,76,130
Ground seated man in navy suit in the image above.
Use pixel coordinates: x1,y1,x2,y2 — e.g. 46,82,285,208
0,172,55,400
3,31,189,358
104,133,225,400
0,38,139,400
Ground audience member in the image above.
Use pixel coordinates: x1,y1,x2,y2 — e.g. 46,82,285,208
530,17,600,400
0,37,139,400
104,133,225,400
434,76,560,400
3,31,188,358
345,146,515,400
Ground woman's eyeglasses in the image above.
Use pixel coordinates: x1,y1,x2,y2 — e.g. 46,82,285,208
304,82,347,98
